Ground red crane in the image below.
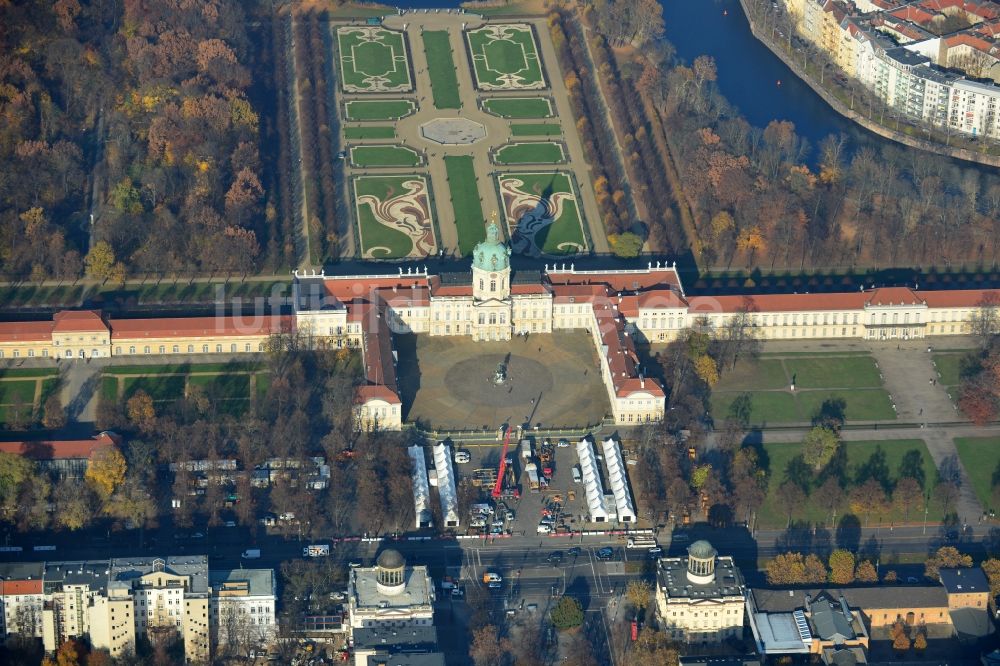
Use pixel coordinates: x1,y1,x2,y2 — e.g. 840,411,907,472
491,425,513,499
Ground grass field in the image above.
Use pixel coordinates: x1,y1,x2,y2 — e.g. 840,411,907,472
344,126,396,140
344,99,416,121
933,351,975,387
483,97,553,118
103,366,266,416
465,24,545,90
497,171,586,256
336,26,412,93
0,368,58,379
510,123,561,137
757,439,943,528
494,142,565,165
709,354,893,425
0,380,42,405
954,437,1000,510
444,156,487,256
422,31,461,109
350,145,423,167
354,175,437,259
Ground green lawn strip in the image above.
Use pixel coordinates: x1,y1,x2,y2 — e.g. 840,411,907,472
782,356,882,389
0,380,42,405
510,123,561,137
494,142,564,165
38,378,58,404
422,31,461,109
714,359,788,392
795,389,896,421
932,352,974,387
187,374,251,400
498,172,585,254
345,126,396,140
344,99,415,121
954,437,1000,510
254,374,271,403
757,439,942,528
444,156,487,256
106,364,260,376
0,368,58,379
350,145,422,167
710,388,895,424
483,97,553,118
122,375,187,401
711,391,799,424
101,376,120,402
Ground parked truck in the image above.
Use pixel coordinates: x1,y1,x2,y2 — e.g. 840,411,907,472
303,544,330,557
525,462,540,491
520,438,533,460
241,549,261,559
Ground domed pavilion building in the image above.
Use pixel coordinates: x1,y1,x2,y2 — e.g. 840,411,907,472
346,548,435,633
654,539,746,645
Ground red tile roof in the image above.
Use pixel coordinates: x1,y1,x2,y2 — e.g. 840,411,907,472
0,580,43,595
432,285,473,297
324,276,430,302
917,288,1000,307
0,431,119,460
0,321,54,343
864,286,924,306
377,286,431,307
546,268,681,293
110,315,291,339
688,293,867,314
354,384,401,405
52,310,108,333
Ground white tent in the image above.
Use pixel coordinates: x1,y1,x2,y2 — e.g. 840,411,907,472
408,446,432,529
432,443,460,527
575,438,608,522
601,437,636,523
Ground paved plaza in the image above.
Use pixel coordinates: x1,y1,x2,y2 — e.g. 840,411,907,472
396,331,610,430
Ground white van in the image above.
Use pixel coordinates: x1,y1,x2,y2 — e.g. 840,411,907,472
572,465,582,483
537,523,552,534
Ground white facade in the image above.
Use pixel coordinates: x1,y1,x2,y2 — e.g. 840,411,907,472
576,438,608,523
208,570,277,649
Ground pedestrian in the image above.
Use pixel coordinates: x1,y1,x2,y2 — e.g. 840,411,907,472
919,408,923,415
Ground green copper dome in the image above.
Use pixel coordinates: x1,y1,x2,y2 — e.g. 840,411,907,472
688,540,716,560
473,222,510,272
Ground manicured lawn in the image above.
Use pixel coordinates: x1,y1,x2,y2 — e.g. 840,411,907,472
105,363,260,375
483,97,552,118
711,389,895,425
510,123,561,137
497,171,586,255
465,23,545,90
344,126,396,140
353,174,437,259
0,379,38,405
422,31,461,109
444,156,486,256
933,351,974,386
336,26,412,93
712,359,788,392
350,145,422,167
494,142,564,165
757,438,941,528
101,376,119,402
188,373,251,400
783,356,882,389
954,437,1000,510
0,368,57,379
122,375,186,401
344,99,415,121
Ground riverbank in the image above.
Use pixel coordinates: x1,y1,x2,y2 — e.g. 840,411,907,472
737,0,1000,168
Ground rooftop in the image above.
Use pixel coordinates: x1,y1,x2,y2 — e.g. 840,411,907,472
351,564,434,610
751,585,948,613
658,555,744,600
939,567,989,595
352,625,439,650
43,560,112,595
208,568,275,598
109,555,208,595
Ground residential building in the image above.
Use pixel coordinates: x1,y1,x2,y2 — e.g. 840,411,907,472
0,562,45,638
42,560,134,659
654,541,746,644
208,568,277,650
352,626,445,666
940,567,990,609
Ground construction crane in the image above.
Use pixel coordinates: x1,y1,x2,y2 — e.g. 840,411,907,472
491,424,513,499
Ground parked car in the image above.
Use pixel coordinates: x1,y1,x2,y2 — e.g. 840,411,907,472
348,560,363,568
572,465,582,483
547,551,564,565
454,451,471,464
648,546,663,558
537,523,552,534
597,547,614,561
557,438,570,448
568,546,582,557
451,586,465,599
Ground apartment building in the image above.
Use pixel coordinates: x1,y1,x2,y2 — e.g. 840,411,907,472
208,569,277,649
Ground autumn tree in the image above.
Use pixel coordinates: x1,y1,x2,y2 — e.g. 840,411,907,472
849,478,888,527
924,546,972,580
625,580,652,617
551,595,585,629
893,631,911,654
693,354,719,387
767,552,807,585
469,624,510,666
893,477,924,521
126,390,156,432
0,453,35,521
828,549,856,585
85,446,127,498
802,426,840,472
776,480,806,527
914,632,927,651
804,554,829,583
608,231,643,258
854,560,878,583
42,393,66,429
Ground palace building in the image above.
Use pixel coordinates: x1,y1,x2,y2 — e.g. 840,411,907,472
1,223,999,431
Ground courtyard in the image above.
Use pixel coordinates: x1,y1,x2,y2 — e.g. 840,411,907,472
396,331,610,430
